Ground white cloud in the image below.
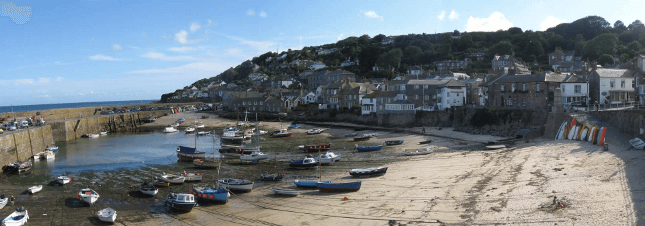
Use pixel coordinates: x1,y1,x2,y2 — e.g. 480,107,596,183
15,79,34,85
246,9,255,16
437,11,445,20
363,11,383,21
207,19,213,26
227,36,275,53
37,77,51,84
449,10,459,20
140,51,199,61
540,16,566,31
89,54,123,61
259,11,267,18
168,46,203,53
55,76,64,82
112,43,122,52
190,22,201,33
174,30,188,44
465,12,513,32
337,33,344,41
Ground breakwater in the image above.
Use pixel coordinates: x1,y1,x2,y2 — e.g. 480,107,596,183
0,126,54,166
48,110,170,141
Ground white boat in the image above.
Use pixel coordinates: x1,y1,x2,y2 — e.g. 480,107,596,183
273,189,299,197
160,173,186,184
195,124,205,129
99,131,108,135
163,126,178,133
218,178,254,192
402,147,434,156
139,182,158,196
78,188,100,206
2,207,28,226
306,128,324,135
0,195,8,210
314,151,341,165
630,138,645,150
181,172,203,182
185,126,195,133
57,175,71,185
197,131,211,136
171,122,180,127
27,185,42,194
240,152,269,161
87,134,99,138
258,130,268,135
44,151,55,161
32,152,44,162
96,207,117,223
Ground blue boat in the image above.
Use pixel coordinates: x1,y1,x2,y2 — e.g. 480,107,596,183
288,124,301,129
289,156,318,169
355,144,383,152
294,180,330,188
317,181,362,192
164,193,197,212
177,118,185,123
191,186,229,203
46,142,58,153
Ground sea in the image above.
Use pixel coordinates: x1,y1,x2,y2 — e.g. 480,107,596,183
0,100,157,114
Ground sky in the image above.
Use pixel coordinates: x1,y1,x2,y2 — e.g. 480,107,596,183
0,0,643,106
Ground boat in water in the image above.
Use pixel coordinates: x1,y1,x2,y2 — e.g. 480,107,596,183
349,167,388,177
176,146,206,162
185,126,195,133
314,151,341,165
78,188,100,206
317,181,362,192
165,193,197,212
46,142,58,153
217,178,254,192
163,126,178,133
44,150,55,161
289,156,318,169
2,207,28,226
355,144,383,152
191,185,229,203
99,131,108,136
2,161,31,174
97,208,117,223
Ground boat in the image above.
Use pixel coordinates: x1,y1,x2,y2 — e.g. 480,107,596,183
160,173,186,184
165,193,197,212
44,150,55,161
185,126,195,133
177,118,185,124
2,161,31,174
314,151,341,165
0,195,7,210
181,171,203,182
630,138,645,150
87,133,99,138
385,140,404,146
402,147,433,156
217,178,254,192
195,124,205,129
288,124,301,129
27,185,42,194
353,136,371,141
96,207,117,223
273,189,299,197
197,131,211,136
306,128,324,135
57,175,71,185
344,133,358,137
2,207,28,226
219,145,261,159
46,142,58,153
272,129,292,138
170,122,180,127
139,181,158,196
419,140,433,144
555,121,567,140
298,144,331,152
191,185,229,203
99,131,108,135
176,146,206,162
294,180,330,188
317,181,362,192
355,144,383,152
153,179,170,187
223,127,239,133
349,167,388,177
193,157,222,169
163,126,178,133
221,134,246,145
78,188,100,206
240,152,269,162
32,152,44,161
289,156,318,169
259,174,284,181
486,145,506,150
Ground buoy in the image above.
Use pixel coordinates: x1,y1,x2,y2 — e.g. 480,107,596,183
343,197,348,201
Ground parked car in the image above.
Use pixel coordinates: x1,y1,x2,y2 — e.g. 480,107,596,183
2,124,16,131
100,111,114,115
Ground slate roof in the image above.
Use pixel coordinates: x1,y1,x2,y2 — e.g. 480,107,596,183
594,69,632,78
363,91,397,98
562,74,586,83
491,73,566,84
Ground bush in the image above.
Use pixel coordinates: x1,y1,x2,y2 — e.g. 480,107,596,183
471,109,496,127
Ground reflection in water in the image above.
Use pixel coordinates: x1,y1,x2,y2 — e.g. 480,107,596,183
32,131,221,174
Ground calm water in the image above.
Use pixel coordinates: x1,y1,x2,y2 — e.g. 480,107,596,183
32,131,221,174
0,100,157,113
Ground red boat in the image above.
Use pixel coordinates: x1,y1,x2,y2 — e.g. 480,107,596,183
272,129,292,138
298,144,331,152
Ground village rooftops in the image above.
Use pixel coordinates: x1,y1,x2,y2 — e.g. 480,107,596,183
490,73,567,84
363,91,398,99
562,74,586,83
594,68,633,78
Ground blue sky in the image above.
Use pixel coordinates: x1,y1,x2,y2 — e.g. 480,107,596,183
0,0,643,106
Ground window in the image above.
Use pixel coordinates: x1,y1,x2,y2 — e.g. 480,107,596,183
424,95,429,100
424,85,428,89
415,95,419,100
536,83,541,92
512,84,516,92
500,84,505,91
574,85,581,93
260,102,263,105
621,80,625,88
243,101,246,105
415,85,419,89
522,83,526,91
610,79,615,88
641,86,645,94
433,95,436,99
254,101,257,105
562,85,566,93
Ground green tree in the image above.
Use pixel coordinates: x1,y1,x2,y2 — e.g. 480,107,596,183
456,35,474,51
583,33,618,60
403,46,423,65
574,34,586,56
614,20,627,33
598,54,615,66
508,27,523,35
376,48,403,71
489,41,515,56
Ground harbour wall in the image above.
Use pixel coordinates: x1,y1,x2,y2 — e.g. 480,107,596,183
588,110,645,139
49,110,171,141
0,126,53,166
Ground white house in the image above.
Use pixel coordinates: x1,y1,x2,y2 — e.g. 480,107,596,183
408,66,423,76
301,92,317,104
309,61,327,70
560,75,589,108
385,100,415,113
436,80,467,110
197,91,209,98
589,68,635,105
340,58,358,67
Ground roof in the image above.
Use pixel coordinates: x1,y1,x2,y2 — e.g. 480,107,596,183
491,74,566,84
594,69,632,78
406,79,451,86
363,91,398,98
443,80,466,87
492,55,515,61
562,74,586,83
545,73,567,82
387,100,415,105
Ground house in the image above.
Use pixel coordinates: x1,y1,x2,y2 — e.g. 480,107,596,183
549,49,587,73
633,54,645,105
434,60,468,71
559,74,589,108
340,58,358,67
307,69,356,90
491,55,531,75
385,100,415,113
197,91,209,98
381,37,394,45
407,66,424,77
309,61,327,70
361,91,398,115
588,68,636,105
335,84,374,109
300,92,317,104
486,73,566,110
291,60,315,68
463,78,484,106
436,80,467,110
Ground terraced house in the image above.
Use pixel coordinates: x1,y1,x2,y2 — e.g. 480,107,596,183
486,73,565,110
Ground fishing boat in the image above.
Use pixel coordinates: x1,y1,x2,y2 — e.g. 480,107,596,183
272,129,292,138
344,133,358,137
163,126,178,133
78,188,100,206
2,207,28,226
385,140,404,146
27,185,42,194
353,135,371,141
185,126,195,133
317,181,362,192
240,152,269,162
2,161,31,174
44,150,55,161
294,180,330,188
0,195,7,210
289,156,318,169
419,140,433,144
57,175,71,185
197,131,211,136
630,138,645,150
176,146,206,162
160,173,186,184
32,152,44,162
191,185,229,203
46,142,58,153
139,181,158,196
306,128,324,135
298,144,331,152
314,151,341,165
87,133,99,138
181,172,203,182
96,207,117,223
349,167,388,177
402,147,433,156
217,178,254,192
153,179,170,187
288,124,301,129
165,193,197,212
273,189,299,197
259,174,284,181
99,131,108,136
355,144,383,152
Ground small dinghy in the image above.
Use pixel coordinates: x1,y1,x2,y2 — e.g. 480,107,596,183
78,188,100,206
317,181,362,192
0,195,7,210
218,178,254,192
140,181,158,196
293,180,330,188
306,128,324,135
629,138,645,150
99,131,108,136
165,193,197,212
185,126,195,133
385,140,404,146
349,167,388,177
486,145,506,150
402,147,433,156
28,185,42,194
181,172,203,182
273,189,299,197
2,207,28,226
355,144,383,152
96,207,117,223
259,174,284,181
57,175,71,185
160,173,186,184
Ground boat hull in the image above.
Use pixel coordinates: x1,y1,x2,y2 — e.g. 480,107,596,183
349,167,388,176
140,187,158,196
293,180,330,188
165,201,196,212
191,188,228,203
177,152,206,162
385,140,404,146
317,181,362,192
218,179,254,192
356,145,383,152
273,189,299,197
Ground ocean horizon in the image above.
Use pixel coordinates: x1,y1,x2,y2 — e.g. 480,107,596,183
0,99,158,114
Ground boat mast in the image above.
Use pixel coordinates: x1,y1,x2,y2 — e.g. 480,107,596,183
318,148,322,182
194,111,197,149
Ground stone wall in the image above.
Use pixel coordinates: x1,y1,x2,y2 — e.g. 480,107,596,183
588,110,645,139
49,110,170,141
0,126,54,166
453,107,549,137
